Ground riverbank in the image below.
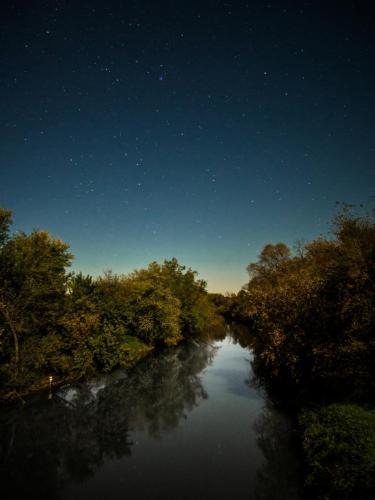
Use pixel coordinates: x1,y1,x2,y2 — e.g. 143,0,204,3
0,337,153,404
0,333,301,500
0,210,217,406
224,207,375,499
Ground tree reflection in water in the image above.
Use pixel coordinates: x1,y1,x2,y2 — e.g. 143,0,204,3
253,407,301,500
227,323,301,499
0,335,302,500
0,340,217,499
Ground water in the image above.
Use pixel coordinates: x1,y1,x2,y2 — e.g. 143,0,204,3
0,334,300,499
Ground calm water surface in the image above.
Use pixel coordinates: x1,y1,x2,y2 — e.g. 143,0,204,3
0,334,300,499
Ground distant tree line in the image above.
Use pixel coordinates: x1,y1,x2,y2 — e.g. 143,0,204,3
224,205,375,499
0,208,218,401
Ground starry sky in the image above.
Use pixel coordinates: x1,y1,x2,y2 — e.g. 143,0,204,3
1,1,374,292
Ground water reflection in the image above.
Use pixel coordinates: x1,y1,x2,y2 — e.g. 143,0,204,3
254,408,301,500
229,321,255,349
0,341,216,498
0,335,300,500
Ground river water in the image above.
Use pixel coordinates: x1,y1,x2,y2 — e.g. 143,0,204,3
0,333,300,499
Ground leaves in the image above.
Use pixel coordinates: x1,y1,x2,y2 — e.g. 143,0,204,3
0,208,216,398
299,405,375,499
241,206,375,403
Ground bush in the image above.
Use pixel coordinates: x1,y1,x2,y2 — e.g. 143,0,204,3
299,404,375,499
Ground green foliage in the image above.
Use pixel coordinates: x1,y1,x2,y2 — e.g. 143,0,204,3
299,404,375,499
121,278,182,346
230,206,375,499
0,208,12,247
88,326,151,372
0,208,215,399
132,258,216,336
0,230,72,332
62,311,101,377
60,258,213,382
67,272,98,314
0,227,73,389
241,207,375,404
247,242,291,284
211,290,251,323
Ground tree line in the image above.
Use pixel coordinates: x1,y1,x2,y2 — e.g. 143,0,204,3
0,208,218,401
224,205,375,499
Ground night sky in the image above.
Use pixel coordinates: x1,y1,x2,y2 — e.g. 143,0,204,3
1,1,374,292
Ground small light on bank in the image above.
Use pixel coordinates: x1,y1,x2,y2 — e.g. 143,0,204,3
48,376,53,399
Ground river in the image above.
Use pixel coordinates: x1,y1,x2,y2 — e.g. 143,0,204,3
0,332,301,499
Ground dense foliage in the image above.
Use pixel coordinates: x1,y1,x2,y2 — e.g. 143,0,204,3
232,206,375,498
241,207,375,405
299,404,375,499
0,208,217,400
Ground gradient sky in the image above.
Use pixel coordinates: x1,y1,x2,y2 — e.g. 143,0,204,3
1,1,374,292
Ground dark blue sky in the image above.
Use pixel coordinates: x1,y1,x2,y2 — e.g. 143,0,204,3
1,1,374,291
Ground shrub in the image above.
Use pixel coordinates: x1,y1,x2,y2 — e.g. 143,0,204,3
299,404,375,499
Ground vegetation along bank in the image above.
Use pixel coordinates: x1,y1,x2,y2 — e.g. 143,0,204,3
221,205,375,499
1,204,374,499
0,207,219,402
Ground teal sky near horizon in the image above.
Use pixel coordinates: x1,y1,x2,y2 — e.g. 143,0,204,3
1,1,374,292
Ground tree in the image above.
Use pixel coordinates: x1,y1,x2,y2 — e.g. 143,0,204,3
121,276,182,346
247,243,291,284
0,228,73,384
159,258,214,335
0,208,217,398
0,208,12,247
242,206,375,404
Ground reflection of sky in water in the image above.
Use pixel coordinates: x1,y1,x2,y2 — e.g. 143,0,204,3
1,335,300,500
202,337,262,400
61,337,273,499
